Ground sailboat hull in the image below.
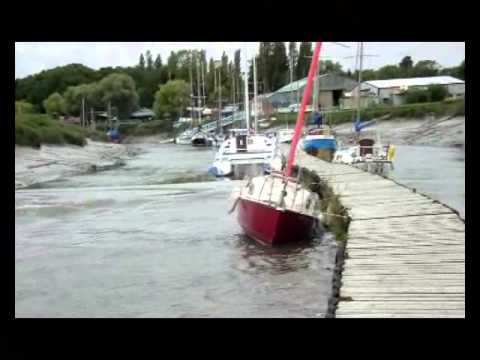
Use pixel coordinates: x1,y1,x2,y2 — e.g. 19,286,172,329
237,197,318,246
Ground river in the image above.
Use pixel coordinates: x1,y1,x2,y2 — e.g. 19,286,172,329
15,144,338,318
15,143,464,317
388,145,465,219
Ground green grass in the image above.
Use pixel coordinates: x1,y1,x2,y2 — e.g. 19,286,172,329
15,113,108,148
264,99,465,129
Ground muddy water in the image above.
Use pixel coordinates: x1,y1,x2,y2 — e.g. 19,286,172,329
388,145,465,219
15,144,337,318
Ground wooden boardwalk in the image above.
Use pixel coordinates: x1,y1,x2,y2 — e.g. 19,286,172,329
295,150,465,318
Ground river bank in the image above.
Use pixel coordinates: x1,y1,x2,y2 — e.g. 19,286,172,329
15,140,135,190
268,115,465,148
333,115,465,148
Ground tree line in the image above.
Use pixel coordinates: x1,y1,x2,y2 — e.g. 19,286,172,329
16,43,465,120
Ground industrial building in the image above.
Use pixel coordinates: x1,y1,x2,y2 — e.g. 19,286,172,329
267,73,357,110
343,76,465,107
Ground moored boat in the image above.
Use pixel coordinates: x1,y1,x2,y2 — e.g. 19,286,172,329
302,125,337,161
231,41,324,246
234,173,320,245
191,131,213,147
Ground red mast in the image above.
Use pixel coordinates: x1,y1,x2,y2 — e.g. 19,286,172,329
284,41,323,178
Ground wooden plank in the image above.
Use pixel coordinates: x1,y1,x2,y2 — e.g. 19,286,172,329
335,313,465,318
298,149,465,318
337,304,465,311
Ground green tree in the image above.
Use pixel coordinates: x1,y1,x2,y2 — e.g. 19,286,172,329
43,92,66,116
64,83,100,115
138,54,146,70
399,56,414,75
153,80,190,128
412,60,440,77
154,54,162,70
234,49,241,98
271,42,289,91
377,65,402,79
405,88,430,104
296,42,312,80
288,42,298,81
96,73,139,119
146,50,153,71
428,84,448,102
167,51,180,81
15,101,36,115
320,60,343,74
15,64,97,111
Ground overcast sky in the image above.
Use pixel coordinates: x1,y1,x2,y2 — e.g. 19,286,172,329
15,42,465,79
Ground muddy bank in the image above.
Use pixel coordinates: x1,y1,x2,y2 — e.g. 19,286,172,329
333,116,465,148
15,140,136,189
122,133,174,144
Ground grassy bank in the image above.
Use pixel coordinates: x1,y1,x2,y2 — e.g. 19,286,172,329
16,114,107,148
119,119,190,139
266,99,465,129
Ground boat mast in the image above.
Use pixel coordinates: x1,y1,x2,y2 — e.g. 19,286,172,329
253,55,258,134
244,48,250,131
356,41,363,123
196,55,202,127
189,52,194,130
218,62,222,135
201,54,206,108
312,52,320,113
285,42,323,178
288,53,294,130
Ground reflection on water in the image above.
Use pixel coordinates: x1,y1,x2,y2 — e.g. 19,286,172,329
233,234,328,275
16,143,337,318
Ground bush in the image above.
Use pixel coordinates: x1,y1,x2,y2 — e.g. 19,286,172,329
428,84,448,102
15,101,36,115
15,121,42,148
15,113,92,147
39,126,65,144
130,119,171,137
62,128,87,146
405,85,449,104
405,89,431,104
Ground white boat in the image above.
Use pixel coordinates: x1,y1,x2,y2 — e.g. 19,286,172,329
209,52,282,178
175,130,193,145
277,128,295,143
191,130,214,147
209,128,281,178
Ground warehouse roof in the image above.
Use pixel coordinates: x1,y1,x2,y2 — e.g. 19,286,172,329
363,76,464,89
274,73,357,94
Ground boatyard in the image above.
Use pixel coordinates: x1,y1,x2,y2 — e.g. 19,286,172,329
15,41,465,318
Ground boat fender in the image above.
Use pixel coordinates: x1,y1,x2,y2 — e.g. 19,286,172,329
387,145,396,161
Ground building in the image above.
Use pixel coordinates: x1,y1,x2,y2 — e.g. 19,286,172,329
267,73,358,110
344,76,465,107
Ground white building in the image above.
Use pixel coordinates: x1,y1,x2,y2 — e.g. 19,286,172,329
346,76,465,106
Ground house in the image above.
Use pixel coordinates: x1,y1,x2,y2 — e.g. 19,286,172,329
345,76,465,107
267,73,358,110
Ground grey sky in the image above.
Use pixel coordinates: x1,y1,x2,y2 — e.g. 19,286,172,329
15,42,465,79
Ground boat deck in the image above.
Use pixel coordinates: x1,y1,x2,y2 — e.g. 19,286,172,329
290,147,465,318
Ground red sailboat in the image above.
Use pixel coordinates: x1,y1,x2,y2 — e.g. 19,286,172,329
231,42,324,246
